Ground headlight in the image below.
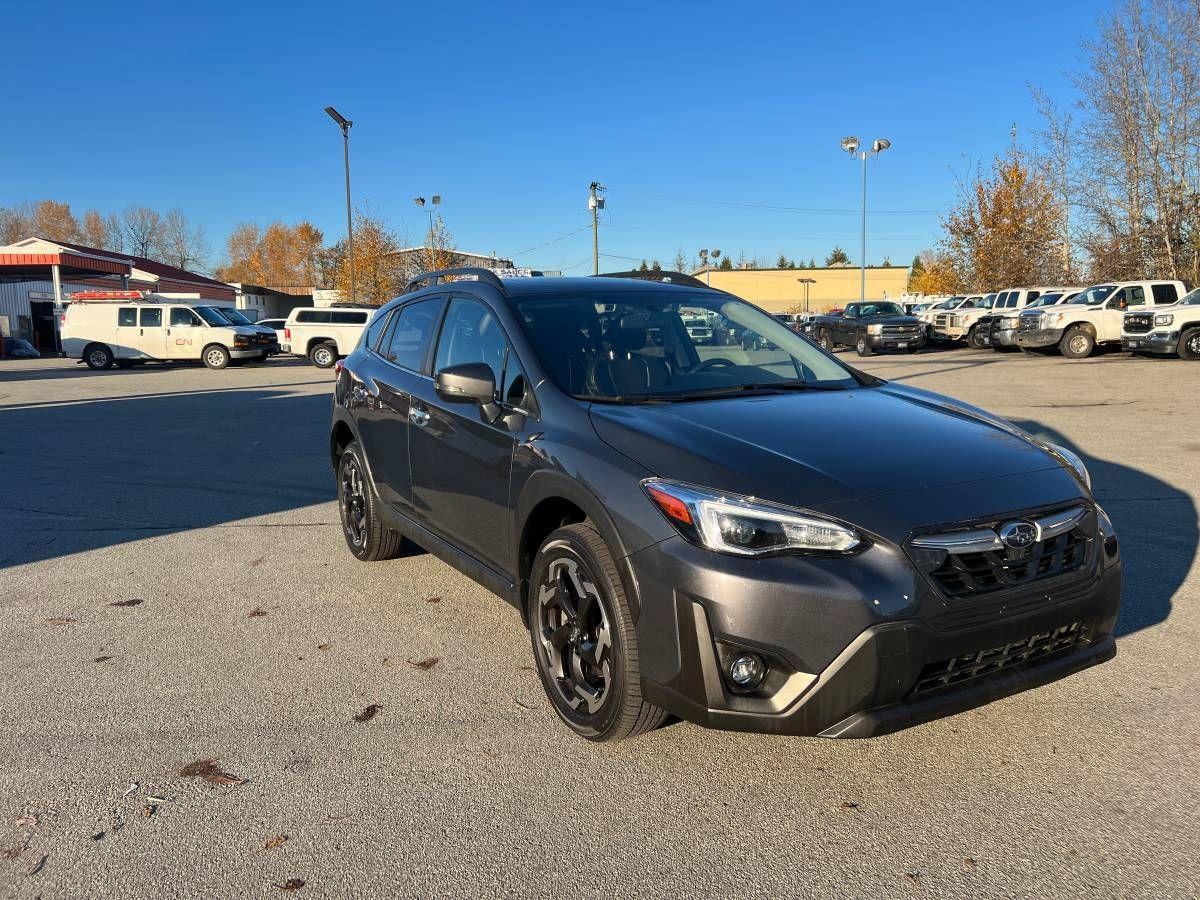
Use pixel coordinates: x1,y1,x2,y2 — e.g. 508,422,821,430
866,323,883,335
1045,443,1092,491
1001,316,1018,327
643,479,863,556
1154,313,1174,326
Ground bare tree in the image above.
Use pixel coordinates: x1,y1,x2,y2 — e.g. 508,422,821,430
119,206,165,257
159,208,210,271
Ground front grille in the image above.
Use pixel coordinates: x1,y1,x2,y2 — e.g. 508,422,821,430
911,620,1090,696
882,324,922,335
1124,315,1152,335
1018,315,1042,331
927,527,1089,597
935,313,950,327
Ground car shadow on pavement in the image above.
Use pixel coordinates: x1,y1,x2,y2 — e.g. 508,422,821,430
0,384,342,569
1012,419,1197,639
0,358,316,383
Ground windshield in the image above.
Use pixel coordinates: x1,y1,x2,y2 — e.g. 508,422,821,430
194,306,231,326
1180,288,1200,306
859,302,903,316
1070,285,1116,305
513,291,862,401
1027,293,1062,308
220,307,253,325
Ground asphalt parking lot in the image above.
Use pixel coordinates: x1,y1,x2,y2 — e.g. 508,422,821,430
1,349,1197,898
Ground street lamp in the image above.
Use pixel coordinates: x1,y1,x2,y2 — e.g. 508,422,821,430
841,135,891,303
698,249,721,286
413,196,442,269
325,106,355,302
796,276,816,313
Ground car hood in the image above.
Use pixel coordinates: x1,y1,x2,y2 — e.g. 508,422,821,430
590,383,1073,521
861,314,921,325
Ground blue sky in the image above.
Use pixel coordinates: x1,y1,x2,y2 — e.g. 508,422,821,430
0,0,1099,273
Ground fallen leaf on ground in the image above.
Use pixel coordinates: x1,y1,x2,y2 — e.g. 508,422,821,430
146,795,167,804
273,878,305,891
962,858,977,870
249,557,265,567
3,847,21,860
425,596,441,604
353,704,382,723
514,699,536,710
407,657,439,670
178,758,246,786
840,801,859,811
14,815,36,828
141,805,155,818
46,617,76,626
261,835,289,852
248,608,267,618
904,872,921,888
317,644,331,651
109,598,144,607
93,656,113,663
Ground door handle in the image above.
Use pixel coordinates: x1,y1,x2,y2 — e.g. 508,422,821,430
409,407,430,427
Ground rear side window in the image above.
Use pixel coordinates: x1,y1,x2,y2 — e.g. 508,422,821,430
140,308,162,327
382,298,445,371
170,308,199,326
118,308,137,326
1151,284,1179,304
296,310,331,323
364,308,393,353
331,311,368,324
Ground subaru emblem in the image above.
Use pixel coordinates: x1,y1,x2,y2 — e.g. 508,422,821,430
999,521,1037,550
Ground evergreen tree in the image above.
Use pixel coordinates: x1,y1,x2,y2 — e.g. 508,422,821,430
825,246,851,266
718,256,733,270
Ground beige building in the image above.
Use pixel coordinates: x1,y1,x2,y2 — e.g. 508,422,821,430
695,265,910,313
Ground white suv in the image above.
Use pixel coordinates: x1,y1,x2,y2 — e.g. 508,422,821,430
1016,280,1187,358
283,307,372,368
1122,287,1200,360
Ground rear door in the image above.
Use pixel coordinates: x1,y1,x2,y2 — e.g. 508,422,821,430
356,296,446,510
138,307,166,359
114,306,141,358
408,294,528,575
835,305,858,343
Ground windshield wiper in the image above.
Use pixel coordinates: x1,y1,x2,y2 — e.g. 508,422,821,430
639,381,847,401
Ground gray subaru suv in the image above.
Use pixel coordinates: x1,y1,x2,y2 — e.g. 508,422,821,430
330,268,1121,742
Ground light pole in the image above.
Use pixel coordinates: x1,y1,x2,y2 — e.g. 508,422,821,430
840,136,891,303
797,276,816,313
698,249,721,285
413,195,442,269
325,106,355,302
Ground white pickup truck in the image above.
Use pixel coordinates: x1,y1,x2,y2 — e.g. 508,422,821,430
977,286,1081,350
282,306,372,368
1015,280,1187,358
1122,287,1200,360
929,294,994,347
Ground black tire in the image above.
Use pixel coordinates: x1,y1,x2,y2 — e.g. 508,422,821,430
203,344,231,369
856,334,874,357
84,344,114,370
1179,328,1200,361
528,523,666,742
967,326,987,349
310,342,337,368
337,441,404,561
819,329,836,352
1059,326,1095,359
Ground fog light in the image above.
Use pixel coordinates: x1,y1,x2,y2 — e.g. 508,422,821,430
728,653,767,689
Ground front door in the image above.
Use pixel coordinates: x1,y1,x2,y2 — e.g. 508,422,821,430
1104,285,1145,340
357,296,446,509
166,307,202,359
408,294,525,575
835,306,858,344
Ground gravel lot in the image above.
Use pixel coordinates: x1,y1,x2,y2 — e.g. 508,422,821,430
1,349,1197,898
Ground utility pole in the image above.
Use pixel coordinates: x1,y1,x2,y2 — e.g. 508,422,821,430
589,182,605,275
840,136,891,304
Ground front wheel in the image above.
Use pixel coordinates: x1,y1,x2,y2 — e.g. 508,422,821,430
203,344,231,369
856,335,874,357
819,329,836,352
967,326,987,349
528,523,666,742
310,342,337,368
1059,327,1095,359
1179,328,1200,360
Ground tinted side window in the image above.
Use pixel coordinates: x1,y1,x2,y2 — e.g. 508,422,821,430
297,310,331,323
140,308,162,327
1151,284,1179,304
118,308,137,326
435,298,513,396
844,305,858,318
1125,286,1146,307
364,308,393,353
332,311,368,324
171,308,199,326
383,298,444,371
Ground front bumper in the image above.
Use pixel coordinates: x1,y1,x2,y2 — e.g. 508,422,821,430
629,528,1121,738
1015,327,1065,349
932,325,967,341
866,333,926,351
1122,331,1178,354
230,347,261,359
986,325,1020,347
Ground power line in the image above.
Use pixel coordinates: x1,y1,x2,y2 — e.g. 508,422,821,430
613,187,945,216
511,224,593,258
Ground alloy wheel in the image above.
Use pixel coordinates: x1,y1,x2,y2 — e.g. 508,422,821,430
536,558,612,715
1070,334,1090,355
314,347,334,367
339,454,367,548
1188,333,1200,356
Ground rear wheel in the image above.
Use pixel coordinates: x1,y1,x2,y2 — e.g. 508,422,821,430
84,344,114,370
1059,327,1095,359
528,523,666,742
203,344,231,369
310,342,337,368
337,441,404,561
1179,328,1200,361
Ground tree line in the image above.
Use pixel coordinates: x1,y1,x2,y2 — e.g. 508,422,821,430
912,0,1200,295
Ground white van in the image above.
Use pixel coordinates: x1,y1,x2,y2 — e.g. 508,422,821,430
282,307,372,368
61,292,271,370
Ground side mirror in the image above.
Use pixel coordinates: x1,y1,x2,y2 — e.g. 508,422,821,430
436,362,500,420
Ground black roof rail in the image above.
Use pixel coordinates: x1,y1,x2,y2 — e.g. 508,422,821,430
595,270,713,289
404,267,506,294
